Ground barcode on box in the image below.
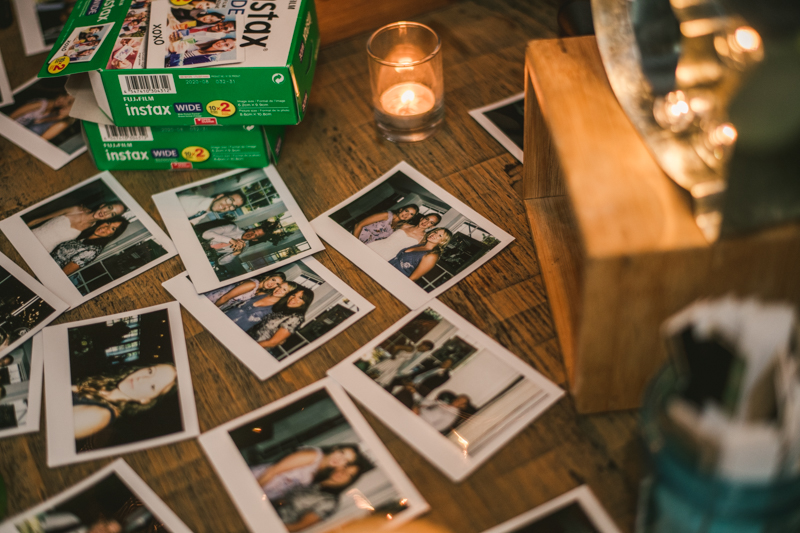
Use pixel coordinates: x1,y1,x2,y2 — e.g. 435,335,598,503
99,125,154,142
119,74,176,95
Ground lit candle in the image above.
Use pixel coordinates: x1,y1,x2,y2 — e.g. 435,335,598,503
380,82,435,116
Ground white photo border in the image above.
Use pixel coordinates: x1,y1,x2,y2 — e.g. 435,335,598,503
0,334,45,440
0,76,88,169
0,172,177,309
0,459,193,533
43,302,199,467
479,485,622,533
311,161,514,310
0,252,68,358
468,92,525,163
153,166,325,294
10,0,52,56
198,377,429,533
327,299,564,482
0,49,11,106
163,256,375,380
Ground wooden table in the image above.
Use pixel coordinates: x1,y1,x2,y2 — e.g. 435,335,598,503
0,1,642,531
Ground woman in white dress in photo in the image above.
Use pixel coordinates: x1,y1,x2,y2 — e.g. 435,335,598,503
26,201,127,253
366,213,441,261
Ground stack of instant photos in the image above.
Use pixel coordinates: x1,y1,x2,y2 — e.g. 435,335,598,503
662,296,800,482
36,0,320,170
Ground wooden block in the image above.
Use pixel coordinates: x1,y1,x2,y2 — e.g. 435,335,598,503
524,36,800,413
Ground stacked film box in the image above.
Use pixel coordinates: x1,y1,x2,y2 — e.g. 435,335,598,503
38,0,319,127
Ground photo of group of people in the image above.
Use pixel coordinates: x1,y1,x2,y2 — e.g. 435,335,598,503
200,380,427,533
43,303,198,466
312,162,513,309
12,0,78,56
3,460,193,533
481,486,622,533
154,166,322,293
0,339,44,439
164,257,373,380
0,253,66,360
0,75,85,169
147,0,240,68
0,173,176,307
50,23,113,63
329,300,563,481
107,0,152,70
469,92,525,163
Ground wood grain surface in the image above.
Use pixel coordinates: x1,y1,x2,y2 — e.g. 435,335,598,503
0,2,641,532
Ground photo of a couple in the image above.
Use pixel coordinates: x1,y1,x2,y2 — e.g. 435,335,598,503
18,178,169,298
155,166,322,294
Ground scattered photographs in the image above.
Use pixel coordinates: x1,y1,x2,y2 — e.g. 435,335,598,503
0,76,86,169
328,299,563,482
0,252,67,358
0,173,176,308
0,459,192,533
48,22,115,64
0,337,44,440
469,92,525,163
107,0,152,69
12,0,78,56
479,485,622,533
42,302,199,466
163,257,374,380
199,378,428,533
148,0,242,69
311,161,514,309
0,49,11,106
153,166,323,293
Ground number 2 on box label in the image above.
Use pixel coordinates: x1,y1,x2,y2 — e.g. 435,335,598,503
182,146,210,162
206,100,236,118
48,56,70,74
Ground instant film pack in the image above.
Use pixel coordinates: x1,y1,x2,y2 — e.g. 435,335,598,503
38,0,319,170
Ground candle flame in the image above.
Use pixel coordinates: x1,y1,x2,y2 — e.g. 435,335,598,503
401,90,416,104
734,26,761,52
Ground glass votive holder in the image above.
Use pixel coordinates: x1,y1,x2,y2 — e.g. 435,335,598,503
367,21,444,143
638,365,800,533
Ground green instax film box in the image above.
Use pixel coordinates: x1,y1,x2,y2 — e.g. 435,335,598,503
39,0,319,127
83,121,285,170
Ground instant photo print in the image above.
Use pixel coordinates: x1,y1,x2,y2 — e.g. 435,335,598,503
480,485,622,533
311,161,514,309
12,0,76,56
0,172,176,308
0,76,87,169
153,166,323,293
0,337,44,440
0,252,68,359
199,378,429,533
163,257,374,380
0,459,192,533
42,302,199,467
469,92,525,163
37,0,320,127
328,299,564,482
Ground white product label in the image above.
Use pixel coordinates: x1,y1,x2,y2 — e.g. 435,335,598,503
99,125,154,142
119,74,176,95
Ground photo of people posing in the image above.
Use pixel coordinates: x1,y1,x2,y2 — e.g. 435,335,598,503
12,0,79,56
4,460,193,533
199,380,427,533
0,253,66,358
469,92,525,163
0,339,45,439
107,0,152,69
480,486,622,533
52,23,114,63
148,0,241,69
0,173,176,308
153,166,323,293
42,303,198,466
0,76,86,169
163,257,373,380
312,161,513,309
328,300,563,481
